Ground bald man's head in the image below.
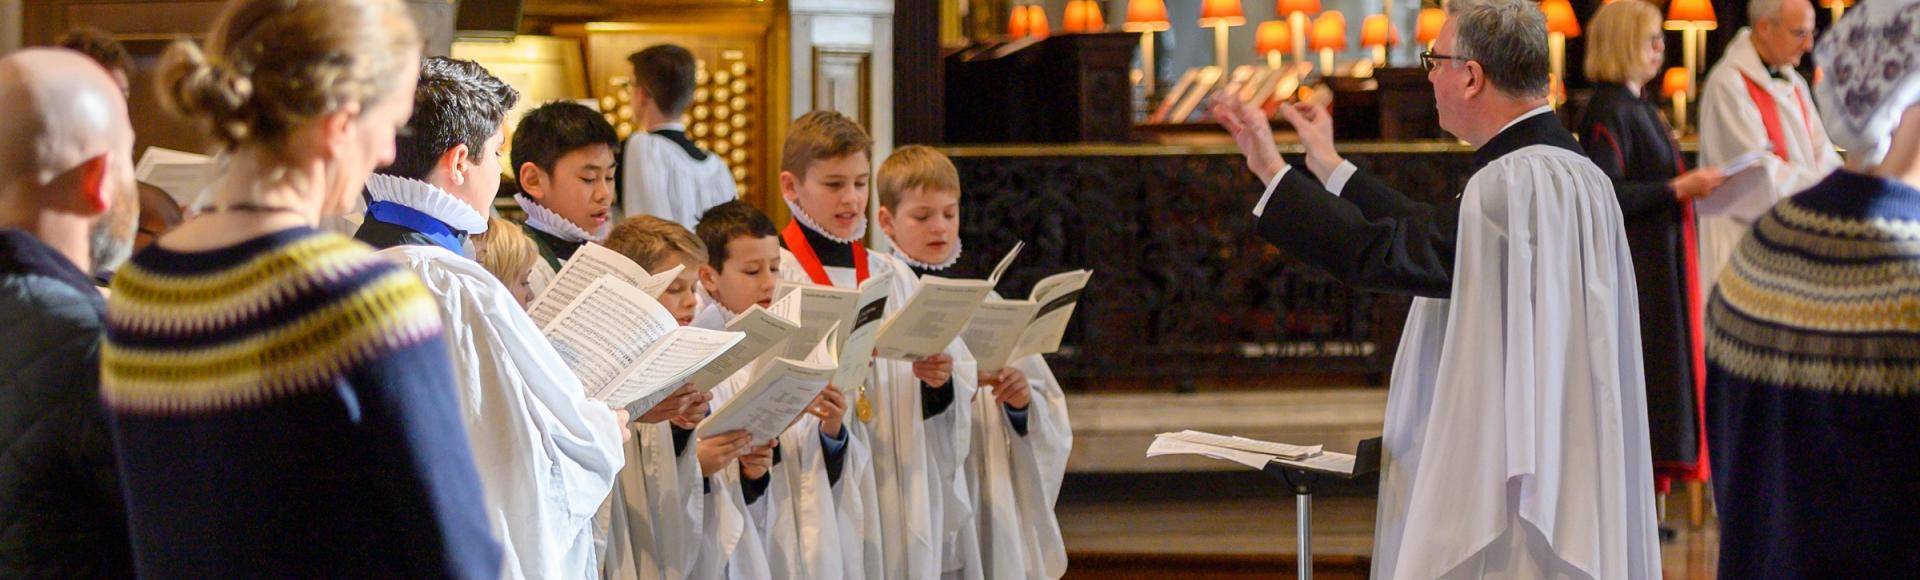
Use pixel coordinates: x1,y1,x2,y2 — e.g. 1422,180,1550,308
0,48,139,271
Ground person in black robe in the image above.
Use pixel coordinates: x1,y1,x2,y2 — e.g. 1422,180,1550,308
1574,0,1728,500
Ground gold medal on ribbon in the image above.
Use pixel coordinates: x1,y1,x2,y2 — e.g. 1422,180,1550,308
855,389,875,423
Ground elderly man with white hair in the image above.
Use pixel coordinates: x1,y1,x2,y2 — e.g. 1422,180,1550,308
1696,0,1841,286
0,48,140,576
1211,0,1659,577
1705,1,1920,577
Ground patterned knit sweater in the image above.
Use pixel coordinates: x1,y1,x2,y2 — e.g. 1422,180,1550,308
101,227,502,579
1705,170,1920,578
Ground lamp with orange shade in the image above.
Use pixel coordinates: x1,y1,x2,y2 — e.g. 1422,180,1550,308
1360,14,1398,67
1663,67,1693,134
1063,0,1107,33
1200,0,1246,70
1257,20,1292,69
1820,0,1852,22
1541,0,1581,106
1279,0,1322,69
1416,7,1446,49
1125,0,1172,96
1009,5,1032,38
1027,5,1052,39
1666,0,1717,98
1310,11,1347,76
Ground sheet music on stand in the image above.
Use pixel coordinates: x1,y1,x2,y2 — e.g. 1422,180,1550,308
1147,431,1382,580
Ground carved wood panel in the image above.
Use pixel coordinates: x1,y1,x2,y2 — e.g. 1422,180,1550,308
945,149,1483,390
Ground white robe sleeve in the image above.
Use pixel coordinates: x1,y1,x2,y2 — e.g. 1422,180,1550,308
1370,150,1658,580
379,245,626,580
962,351,1072,580
602,422,707,580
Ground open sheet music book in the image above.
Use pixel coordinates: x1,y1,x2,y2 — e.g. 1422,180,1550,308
527,242,684,327
1147,431,1361,476
776,271,892,393
696,325,839,446
961,267,1094,372
681,303,802,392
874,243,1024,361
539,276,744,413
136,147,216,207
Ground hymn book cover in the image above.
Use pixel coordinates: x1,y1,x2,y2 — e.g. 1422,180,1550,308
873,241,1026,361
775,272,892,393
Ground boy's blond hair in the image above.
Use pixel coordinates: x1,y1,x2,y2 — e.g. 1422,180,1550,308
604,214,709,272
876,145,961,210
473,217,537,285
780,110,872,178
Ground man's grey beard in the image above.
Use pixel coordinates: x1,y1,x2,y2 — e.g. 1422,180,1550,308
89,183,137,272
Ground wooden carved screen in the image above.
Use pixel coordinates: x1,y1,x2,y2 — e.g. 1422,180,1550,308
553,20,786,214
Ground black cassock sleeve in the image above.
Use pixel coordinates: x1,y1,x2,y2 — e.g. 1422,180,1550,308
1255,168,1458,299
1580,119,1677,219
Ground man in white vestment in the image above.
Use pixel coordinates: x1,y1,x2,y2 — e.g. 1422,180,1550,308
1212,0,1659,577
362,57,627,579
1696,0,1840,284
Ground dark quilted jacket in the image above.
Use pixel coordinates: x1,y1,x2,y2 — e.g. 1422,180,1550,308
0,229,134,578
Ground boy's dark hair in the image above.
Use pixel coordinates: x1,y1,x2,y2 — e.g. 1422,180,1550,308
627,44,697,118
511,100,620,180
56,26,132,76
380,57,519,181
695,200,778,269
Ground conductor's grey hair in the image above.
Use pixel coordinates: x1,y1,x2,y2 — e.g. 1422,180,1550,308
1749,0,1786,24
1446,0,1552,99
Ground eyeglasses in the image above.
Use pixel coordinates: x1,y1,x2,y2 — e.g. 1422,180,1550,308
1420,50,1472,72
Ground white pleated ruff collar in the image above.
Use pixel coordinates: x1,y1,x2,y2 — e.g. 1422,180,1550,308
364,173,490,234
515,194,605,243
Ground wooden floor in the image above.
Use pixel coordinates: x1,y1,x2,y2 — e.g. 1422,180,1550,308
1057,491,1719,579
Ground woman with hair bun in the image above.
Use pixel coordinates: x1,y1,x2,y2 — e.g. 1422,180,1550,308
99,0,502,577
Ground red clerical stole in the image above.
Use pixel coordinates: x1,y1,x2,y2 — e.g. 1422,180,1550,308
783,220,869,285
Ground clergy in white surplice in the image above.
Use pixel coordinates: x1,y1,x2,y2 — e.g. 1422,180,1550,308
620,44,739,229
1696,0,1839,285
1212,1,1659,578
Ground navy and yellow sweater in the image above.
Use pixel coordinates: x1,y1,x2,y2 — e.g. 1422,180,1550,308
101,227,502,579
1705,171,1920,578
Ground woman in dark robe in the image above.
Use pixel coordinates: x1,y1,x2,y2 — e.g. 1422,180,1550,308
1574,0,1728,507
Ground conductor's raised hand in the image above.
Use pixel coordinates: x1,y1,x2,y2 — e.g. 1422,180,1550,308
1276,102,1343,178
1210,96,1286,184
810,387,847,438
913,353,955,387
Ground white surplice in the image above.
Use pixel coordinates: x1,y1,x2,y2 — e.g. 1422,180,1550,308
776,249,888,579
689,299,778,580
870,253,983,580
600,421,703,580
377,244,626,580
1697,28,1842,284
959,349,1072,579
1368,146,1659,580
620,125,739,228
